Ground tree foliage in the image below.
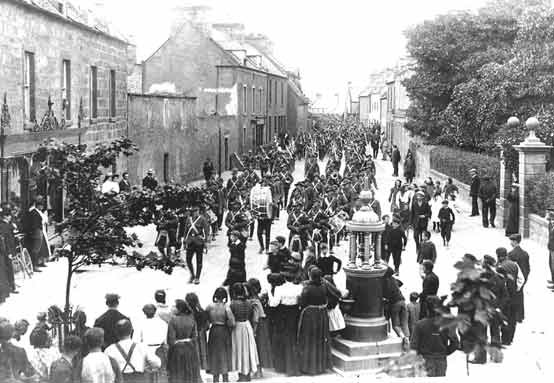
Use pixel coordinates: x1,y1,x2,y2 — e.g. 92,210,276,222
404,0,554,172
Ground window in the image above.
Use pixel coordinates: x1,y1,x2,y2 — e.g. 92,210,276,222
90,66,98,119
251,87,255,114
268,80,272,105
23,51,36,122
61,59,71,120
268,118,272,140
280,82,284,106
163,153,169,183
242,85,247,114
243,127,247,148
273,81,277,106
109,69,116,118
259,89,263,113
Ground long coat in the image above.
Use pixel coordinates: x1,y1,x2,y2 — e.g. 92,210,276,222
505,191,519,236
508,245,530,322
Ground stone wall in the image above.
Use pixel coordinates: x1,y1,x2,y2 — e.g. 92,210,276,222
529,213,549,247
0,0,134,141
126,93,238,185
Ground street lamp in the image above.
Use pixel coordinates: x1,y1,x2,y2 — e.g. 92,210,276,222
0,93,10,203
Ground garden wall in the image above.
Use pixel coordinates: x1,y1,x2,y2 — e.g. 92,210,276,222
529,213,549,247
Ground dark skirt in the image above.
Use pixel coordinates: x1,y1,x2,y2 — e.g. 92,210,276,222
207,324,232,374
167,342,202,383
255,317,273,368
271,305,300,376
298,305,331,375
197,328,208,370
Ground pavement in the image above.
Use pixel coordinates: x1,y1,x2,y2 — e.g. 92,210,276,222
1,154,553,381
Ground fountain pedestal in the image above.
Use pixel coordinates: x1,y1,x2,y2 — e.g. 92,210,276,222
331,192,403,375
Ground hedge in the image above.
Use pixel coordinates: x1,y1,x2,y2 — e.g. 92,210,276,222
430,146,500,189
526,172,554,216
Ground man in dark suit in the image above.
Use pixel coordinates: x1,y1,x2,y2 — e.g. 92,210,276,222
419,260,439,319
118,172,131,193
469,168,480,216
391,145,401,177
479,175,498,227
0,209,17,294
21,197,45,271
508,234,530,323
411,191,432,250
94,294,129,350
142,169,158,191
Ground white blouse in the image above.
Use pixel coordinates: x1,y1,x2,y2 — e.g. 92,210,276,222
268,282,303,306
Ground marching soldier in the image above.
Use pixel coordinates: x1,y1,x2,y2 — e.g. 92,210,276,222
287,201,312,250
226,168,242,204
281,166,293,208
225,200,249,237
181,205,210,284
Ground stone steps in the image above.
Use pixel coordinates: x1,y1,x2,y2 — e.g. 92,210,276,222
331,347,403,374
332,336,403,357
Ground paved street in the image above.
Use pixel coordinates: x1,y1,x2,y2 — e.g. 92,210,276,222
1,156,552,381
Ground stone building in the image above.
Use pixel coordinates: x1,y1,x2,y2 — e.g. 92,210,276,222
139,18,290,176
0,0,135,210
126,93,200,185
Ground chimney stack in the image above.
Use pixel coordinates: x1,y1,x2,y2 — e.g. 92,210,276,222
171,5,212,35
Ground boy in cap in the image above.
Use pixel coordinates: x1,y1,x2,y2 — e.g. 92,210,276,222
438,200,455,247
142,169,158,191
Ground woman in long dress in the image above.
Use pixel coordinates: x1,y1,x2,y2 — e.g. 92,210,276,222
247,278,273,377
206,287,234,383
505,185,519,236
167,299,202,383
229,282,259,382
185,293,209,371
267,270,302,376
297,267,331,375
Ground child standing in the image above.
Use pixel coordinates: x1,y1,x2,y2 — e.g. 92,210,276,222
316,244,342,282
406,292,421,339
430,194,441,233
206,287,234,383
247,278,273,378
438,200,455,247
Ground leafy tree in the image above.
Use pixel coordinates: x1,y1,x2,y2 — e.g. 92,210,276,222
403,0,550,142
403,5,519,139
35,138,170,323
440,259,501,374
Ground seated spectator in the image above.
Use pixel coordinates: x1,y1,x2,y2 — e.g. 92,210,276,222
49,335,82,383
105,319,161,382
81,328,120,383
0,319,36,381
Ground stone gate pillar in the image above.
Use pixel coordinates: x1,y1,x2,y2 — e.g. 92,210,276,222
514,117,552,237
497,156,512,228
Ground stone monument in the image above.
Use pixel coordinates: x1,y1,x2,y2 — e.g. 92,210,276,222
332,190,403,375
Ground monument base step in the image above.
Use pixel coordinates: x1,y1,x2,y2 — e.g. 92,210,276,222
332,336,403,357
331,348,402,373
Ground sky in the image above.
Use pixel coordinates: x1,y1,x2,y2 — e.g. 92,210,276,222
78,0,491,109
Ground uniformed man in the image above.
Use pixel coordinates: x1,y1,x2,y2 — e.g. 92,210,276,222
287,201,311,249
226,168,242,204
182,205,209,284
280,167,293,208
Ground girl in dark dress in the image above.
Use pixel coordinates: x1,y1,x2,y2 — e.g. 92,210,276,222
316,245,342,282
186,292,209,371
167,299,202,383
206,287,234,383
298,267,331,375
247,278,273,378
223,231,247,286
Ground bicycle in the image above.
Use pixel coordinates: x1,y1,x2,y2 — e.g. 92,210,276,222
11,234,33,282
